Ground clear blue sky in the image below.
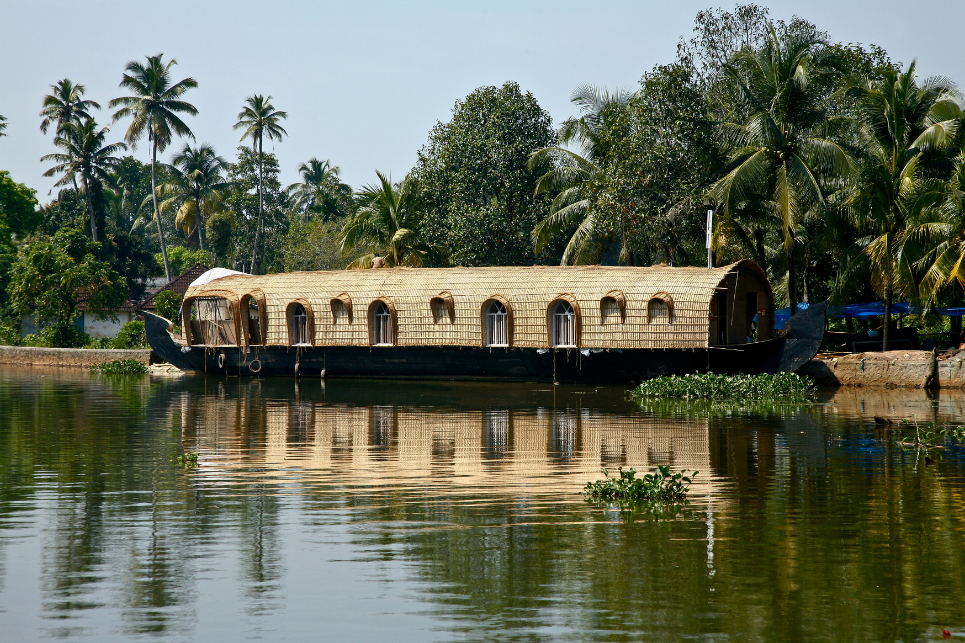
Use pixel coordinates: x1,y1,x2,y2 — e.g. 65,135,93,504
1,0,963,203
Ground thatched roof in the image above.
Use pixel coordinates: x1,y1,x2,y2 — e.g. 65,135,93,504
182,261,771,350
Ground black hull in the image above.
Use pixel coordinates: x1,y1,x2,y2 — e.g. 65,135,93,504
144,302,827,384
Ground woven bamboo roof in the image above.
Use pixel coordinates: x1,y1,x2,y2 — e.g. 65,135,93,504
182,261,771,350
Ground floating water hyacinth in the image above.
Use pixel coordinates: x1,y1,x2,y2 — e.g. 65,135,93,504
89,359,148,375
631,373,814,401
583,466,696,503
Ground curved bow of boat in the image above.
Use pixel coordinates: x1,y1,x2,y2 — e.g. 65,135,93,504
143,311,199,373
768,300,828,374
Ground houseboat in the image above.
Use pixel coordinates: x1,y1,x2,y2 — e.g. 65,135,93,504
144,261,827,383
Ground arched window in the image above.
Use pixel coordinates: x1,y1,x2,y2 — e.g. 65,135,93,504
485,301,508,346
601,297,621,324
186,296,238,346
289,303,311,345
332,299,349,324
431,299,448,324
552,300,577,347
647,296,672,324
648,299,669,323
246,298,262,344
241,292,265,345
372,301,393,345
331,293,353,324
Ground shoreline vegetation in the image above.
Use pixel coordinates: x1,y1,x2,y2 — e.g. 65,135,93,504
2,4,965,351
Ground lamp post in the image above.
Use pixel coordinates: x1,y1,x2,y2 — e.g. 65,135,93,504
704,205,714,269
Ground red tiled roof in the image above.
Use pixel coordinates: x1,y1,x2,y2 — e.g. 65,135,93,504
139,264,209,310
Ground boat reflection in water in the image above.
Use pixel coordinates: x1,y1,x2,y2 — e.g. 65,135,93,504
174,378,721,499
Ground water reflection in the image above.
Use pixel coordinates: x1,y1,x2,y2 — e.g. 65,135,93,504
175,380,716,501
1,367,964,643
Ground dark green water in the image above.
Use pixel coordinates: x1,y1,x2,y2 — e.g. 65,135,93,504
1,366,964,642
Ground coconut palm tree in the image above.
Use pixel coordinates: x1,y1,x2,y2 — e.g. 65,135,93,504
707,26,854,316
286,158,351,220
233,95,287,274
528,84,634,265
0,115,6,138
41,118,127,242
39,79,102,196
39,79,100,135
109,54,198,280
156,143,229,251
841,63,963,348
918,153,965,301
340,170,442,268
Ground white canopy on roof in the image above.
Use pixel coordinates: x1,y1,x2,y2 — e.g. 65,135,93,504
187,267,249,288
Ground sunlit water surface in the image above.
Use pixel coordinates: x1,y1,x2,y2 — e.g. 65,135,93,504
1,366,964,642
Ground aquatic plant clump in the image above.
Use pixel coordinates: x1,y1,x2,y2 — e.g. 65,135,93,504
631,373,814,401
89,359,148,375
174,452,199,468
583,466,696,503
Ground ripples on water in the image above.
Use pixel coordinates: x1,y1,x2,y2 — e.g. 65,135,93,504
0,366,964,642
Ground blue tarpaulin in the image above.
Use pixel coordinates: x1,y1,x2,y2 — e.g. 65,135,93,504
773,301,965,330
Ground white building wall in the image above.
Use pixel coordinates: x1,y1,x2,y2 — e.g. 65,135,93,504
84,312,134,338
21,312,133,339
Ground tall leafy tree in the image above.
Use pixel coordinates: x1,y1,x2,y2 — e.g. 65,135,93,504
157,143,229,251
838,63,962,349
222,147,285,272
233,95,287,274
0,171,41,237
340,170,442,268
8,228,127,345
528,84,634,264
706,26,854,315
0,114,7,138
109,54,198,281
412,82,554,266
41,119,126,242
286,158,351,221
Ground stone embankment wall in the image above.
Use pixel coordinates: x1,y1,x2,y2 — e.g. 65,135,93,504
798,349,965,388
0,346,151,368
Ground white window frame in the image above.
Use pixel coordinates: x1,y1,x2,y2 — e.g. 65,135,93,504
291,304,311,346
373,301,393,346
552,301,577,347
485,301,508,347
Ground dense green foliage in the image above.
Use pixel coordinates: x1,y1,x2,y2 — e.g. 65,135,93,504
89,359,148,375
152,289,182,322
584,466,697,503
412,82,555,266
8,229,127,342
0,171,41,236
631,373,815,400
112,320,147,349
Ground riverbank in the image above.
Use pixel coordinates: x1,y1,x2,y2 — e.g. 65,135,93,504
0,345,151,368
797,349,965,388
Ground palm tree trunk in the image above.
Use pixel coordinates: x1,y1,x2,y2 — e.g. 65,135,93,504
251,134,264,275
82,174,98,242
754,228,768,274
883,287,892,351
151,128,172,282
787,228,798,316
195,196,205,252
